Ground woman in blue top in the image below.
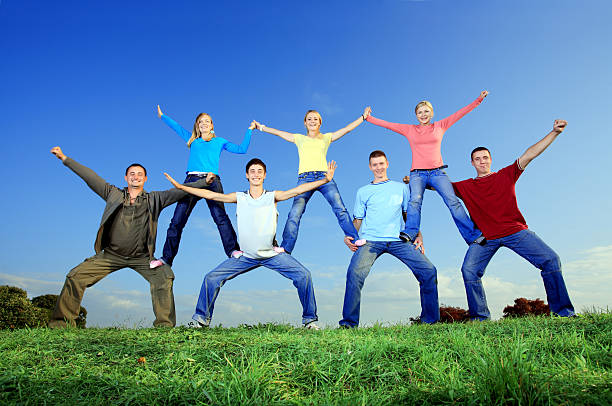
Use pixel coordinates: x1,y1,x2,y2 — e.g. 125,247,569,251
150,105,254,268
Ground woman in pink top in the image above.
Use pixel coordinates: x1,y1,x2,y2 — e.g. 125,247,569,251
364,91,489,245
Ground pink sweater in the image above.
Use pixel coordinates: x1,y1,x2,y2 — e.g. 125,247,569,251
367,96,484,170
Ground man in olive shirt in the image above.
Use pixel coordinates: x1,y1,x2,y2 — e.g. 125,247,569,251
49,146,209,328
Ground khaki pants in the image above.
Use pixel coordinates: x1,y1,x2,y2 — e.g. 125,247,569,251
49,251,176,328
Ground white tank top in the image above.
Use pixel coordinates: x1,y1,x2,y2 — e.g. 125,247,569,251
235,191,279,259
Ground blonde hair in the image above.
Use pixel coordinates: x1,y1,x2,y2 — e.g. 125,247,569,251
303,110,323,126
414,100,434,114
187,113,214,147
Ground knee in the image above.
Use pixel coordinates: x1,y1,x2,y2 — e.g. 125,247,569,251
541,252,561,272
461,264,481,282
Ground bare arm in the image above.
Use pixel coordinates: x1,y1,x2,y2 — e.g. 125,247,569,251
330,112,367,142
253,121,295,143
275,161,337,202
518,120,567,170
164,173,237,203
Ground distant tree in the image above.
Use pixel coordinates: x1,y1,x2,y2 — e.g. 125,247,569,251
0,286,46,329
503,298,550,318
32,294,87,328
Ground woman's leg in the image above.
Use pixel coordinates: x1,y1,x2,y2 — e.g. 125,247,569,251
161,175,202,265
280,176,316,254
402,171,427,241
429,170,483,244
205,176,240,257
318,179,360,241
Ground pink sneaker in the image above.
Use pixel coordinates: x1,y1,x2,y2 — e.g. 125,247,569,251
231,250,243,258
149,259,165,269
354,239,367,247
273,247,285,253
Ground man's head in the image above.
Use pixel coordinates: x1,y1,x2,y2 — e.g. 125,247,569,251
368,150,389,180
470,147,492,177
245,158,267,186
124,164,148,188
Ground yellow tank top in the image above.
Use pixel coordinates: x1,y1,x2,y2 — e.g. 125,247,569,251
293,132,332,174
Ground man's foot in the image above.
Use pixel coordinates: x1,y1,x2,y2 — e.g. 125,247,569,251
189,319,211,328
473,236,487,246
399,232,413,243
303,321,320,330
273,246,285,253
354,239,366,247
149,258,166,269
231,250,243,258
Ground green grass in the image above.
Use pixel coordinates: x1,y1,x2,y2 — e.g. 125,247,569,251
1,313,610,405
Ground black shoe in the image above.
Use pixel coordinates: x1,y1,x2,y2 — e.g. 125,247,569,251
399,232,413,243
473,236,487,246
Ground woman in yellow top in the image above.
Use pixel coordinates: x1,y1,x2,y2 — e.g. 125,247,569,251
254,110,367,253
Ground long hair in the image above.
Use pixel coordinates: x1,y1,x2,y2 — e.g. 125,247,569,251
187,113,214,147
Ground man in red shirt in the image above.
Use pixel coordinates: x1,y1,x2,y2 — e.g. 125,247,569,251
452,120,575,320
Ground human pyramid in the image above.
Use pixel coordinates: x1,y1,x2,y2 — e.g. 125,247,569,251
48,90,575,329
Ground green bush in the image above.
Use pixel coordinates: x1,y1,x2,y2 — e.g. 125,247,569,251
0,286,46,329
32,294,87,328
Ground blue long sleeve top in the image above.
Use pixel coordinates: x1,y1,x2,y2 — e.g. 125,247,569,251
161,114,252,175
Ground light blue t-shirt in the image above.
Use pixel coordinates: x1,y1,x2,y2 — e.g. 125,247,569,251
353,180,409,241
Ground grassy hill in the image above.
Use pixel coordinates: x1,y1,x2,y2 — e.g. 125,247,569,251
1,313,610,405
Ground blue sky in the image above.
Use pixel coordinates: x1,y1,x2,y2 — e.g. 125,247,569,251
1,0,611,327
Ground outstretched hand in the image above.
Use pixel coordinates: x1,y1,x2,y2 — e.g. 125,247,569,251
164,173,182,189
553,119,567,133
325,161,337,182
363,106,372,119
252,120,264,130
480,90,489,98
50,146,67,161
249,120,257,130
157,105,163,118
344,236,358,252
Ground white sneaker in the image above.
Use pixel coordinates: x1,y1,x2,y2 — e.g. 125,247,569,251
304,321,320,330
149,259,165,269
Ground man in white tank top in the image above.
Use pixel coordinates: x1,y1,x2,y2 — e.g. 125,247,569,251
165,158,339,329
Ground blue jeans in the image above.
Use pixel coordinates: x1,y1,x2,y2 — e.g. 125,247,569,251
405,168,482,244
339,241,440,327
461,229,575,320
192,253,318,325
281,171,359,253
161,174,239,265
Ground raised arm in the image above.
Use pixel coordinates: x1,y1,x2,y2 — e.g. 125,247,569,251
439,90,488,130
275,161,337,202
157,105,192,143
518,120,567,170
223,121,256,154
364,106,410,136
253,120,295,143
164,173,237,203
51,146,116,200
329,112,367,142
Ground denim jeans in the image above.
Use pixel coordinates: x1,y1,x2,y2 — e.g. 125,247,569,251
405,168,482,244
461,229,575,320
192,253,318,325
281,171,359,253
339,241,440,327
161,174,239,264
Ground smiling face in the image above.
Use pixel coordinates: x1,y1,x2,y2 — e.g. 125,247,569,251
197,114,213,136
304,111,322,133
124,165,147,188
471,149,492,177
246,164,266,186
369,155,389,181
415,104,434,125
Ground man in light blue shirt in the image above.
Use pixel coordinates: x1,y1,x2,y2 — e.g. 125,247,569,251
339,150,440,327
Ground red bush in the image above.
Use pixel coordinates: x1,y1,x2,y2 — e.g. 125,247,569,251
503,297,550,318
